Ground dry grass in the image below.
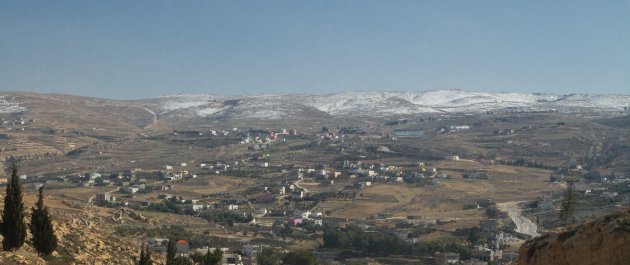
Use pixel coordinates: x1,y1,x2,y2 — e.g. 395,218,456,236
45,186,115,201
319,162,556,231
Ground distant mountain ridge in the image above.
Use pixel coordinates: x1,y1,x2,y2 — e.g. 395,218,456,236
2,90,629,120
145,90,630,119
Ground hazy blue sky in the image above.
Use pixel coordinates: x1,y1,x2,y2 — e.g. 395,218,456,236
1,1,629,99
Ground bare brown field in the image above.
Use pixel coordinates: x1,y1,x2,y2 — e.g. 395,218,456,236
131,174,254,202
137,210,210,226
184,175,252,194
46,185,116,201
320,162,557,232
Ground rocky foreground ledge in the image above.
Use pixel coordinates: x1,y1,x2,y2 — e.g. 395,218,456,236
516,209,630,265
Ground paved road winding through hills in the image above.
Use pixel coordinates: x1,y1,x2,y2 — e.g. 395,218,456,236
498,202,540,237
294,179,309,193
142,107,158,129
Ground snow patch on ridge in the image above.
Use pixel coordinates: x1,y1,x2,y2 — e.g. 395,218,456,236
151,90,630,119
156,94,214,112
0,96,26,114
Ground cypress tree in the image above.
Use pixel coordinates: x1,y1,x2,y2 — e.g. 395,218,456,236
29,186,58,256
137,245,153,265
145,247,153,265
203,248,222,265
1,164,27,251
173,257,194,265
560,175,575,226
257,247,280,265
212,248,223,265
138,245,146,265
203,249,212,265
166,238,177,265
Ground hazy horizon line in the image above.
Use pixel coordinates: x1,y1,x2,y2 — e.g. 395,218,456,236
3,88,630,101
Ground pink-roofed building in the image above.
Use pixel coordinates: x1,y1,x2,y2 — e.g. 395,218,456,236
288,217,303,225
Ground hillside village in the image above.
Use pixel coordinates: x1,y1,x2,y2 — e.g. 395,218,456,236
0,93,629,264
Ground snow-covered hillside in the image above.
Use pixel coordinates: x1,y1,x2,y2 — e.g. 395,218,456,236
0,96,26,114
149,90,630,119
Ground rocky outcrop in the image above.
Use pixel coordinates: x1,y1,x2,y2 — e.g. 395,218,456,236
110,207,148,223
516,209,630,265
0,195,141,265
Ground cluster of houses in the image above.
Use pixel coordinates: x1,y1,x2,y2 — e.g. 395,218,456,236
142,238,263,265
468,246,519,264
241,128,297,146
75,171,158,189
171,128,239,137
601,174,629,184
170,127,299,154
286,209,325,226
307,160,447,186
0,117,34,131
438,124,471,134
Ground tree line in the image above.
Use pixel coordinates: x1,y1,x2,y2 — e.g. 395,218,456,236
323,224,471,259
496,158,555,170
323,224,411,256
257,248,319,265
